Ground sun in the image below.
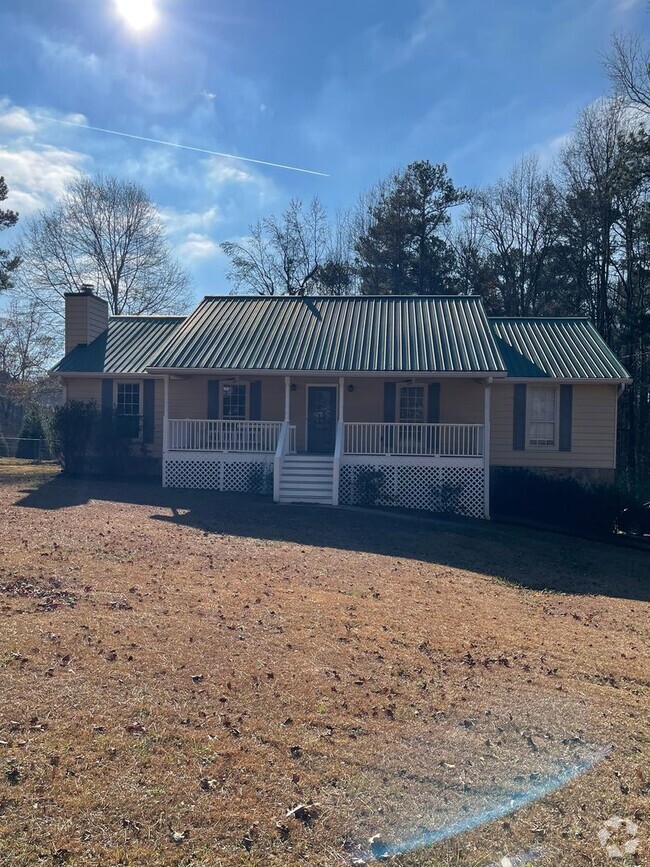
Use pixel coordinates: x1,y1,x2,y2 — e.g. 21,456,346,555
115,0,157,31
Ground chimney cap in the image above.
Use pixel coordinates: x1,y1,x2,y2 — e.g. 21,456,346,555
80,283,95,295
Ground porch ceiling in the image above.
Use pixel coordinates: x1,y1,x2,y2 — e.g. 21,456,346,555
148,296,507,374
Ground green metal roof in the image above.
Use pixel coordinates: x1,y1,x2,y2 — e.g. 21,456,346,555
51,315,185,374
149,295,507,373
489,318,630,380
51,299,631,382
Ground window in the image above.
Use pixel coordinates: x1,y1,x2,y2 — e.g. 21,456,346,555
399,385,425,423
222,384,247,420
527,386,557,448
116,382,141,438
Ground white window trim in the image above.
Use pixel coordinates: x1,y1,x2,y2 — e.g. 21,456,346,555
397,383,427,424
221,382,249,421
526,384,559,450
114,380,143,440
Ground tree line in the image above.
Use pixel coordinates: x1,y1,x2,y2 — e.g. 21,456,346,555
220,39,650,486
0,33,648,483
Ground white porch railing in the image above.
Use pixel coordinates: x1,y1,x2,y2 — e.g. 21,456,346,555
168,419,284,453
343,423,484,457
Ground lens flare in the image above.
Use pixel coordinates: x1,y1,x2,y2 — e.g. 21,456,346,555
115,0,157,31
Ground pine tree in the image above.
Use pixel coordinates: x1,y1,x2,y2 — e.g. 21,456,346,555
355,161,467,296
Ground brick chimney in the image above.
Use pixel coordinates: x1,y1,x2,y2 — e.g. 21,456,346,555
64,284,109,354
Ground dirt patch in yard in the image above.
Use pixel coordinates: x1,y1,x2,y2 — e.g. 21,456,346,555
0,466,648,866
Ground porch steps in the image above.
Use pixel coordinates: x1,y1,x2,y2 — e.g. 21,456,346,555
278,454,334,505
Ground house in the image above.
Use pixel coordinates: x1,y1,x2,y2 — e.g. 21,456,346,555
51,288,631,518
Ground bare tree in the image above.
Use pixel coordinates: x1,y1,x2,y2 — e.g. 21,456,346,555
559,98,628,337
470,155,560,315
0,297,60,436
0,297,57,381
605,33,650,113
18,174,192,318
222,197,355,296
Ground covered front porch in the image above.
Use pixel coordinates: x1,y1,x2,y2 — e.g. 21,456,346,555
161,373,492,518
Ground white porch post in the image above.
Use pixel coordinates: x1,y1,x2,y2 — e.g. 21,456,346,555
162,375,170,487
483,378,491,519
284,375,291,422
332,377,345,507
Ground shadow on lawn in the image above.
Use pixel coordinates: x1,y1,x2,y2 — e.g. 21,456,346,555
14,473,650,602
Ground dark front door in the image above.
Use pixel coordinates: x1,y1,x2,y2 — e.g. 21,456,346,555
307,386,337,453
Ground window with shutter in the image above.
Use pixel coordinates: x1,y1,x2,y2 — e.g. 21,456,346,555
527,385,558,448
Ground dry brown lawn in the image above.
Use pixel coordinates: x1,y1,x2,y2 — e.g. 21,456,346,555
0,461,648,866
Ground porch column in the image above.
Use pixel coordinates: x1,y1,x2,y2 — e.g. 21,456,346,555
483,378,491,520
284,376,291,422
332,377,345,508
162,375,170,454
162,375,170,488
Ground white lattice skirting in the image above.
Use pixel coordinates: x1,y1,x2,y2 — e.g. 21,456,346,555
164,453,273,495
339,460,485,518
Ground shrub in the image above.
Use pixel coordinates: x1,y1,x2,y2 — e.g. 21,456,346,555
248,463,273,496
46,401,98,474
491,468,636,537
97,407,138,477
16,407,46,459
0,425,8,458
431,482,465,516
355,468,388,507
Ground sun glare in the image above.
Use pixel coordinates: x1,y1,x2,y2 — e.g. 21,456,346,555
115,0,157,31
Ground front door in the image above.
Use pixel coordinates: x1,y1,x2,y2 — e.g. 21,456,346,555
307,386,337,453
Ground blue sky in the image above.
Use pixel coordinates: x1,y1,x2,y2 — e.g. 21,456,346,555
0,0,647,304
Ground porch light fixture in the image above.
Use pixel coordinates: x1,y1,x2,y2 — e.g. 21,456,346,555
291,383,297,391
347,384,354,392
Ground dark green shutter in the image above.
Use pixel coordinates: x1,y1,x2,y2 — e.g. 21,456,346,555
513,384,526,451
559,385,573,452
250,381,262,421
207,380,220,419
143,379,155,444
101,378,113,418
427,383,440,424
383,382,396,423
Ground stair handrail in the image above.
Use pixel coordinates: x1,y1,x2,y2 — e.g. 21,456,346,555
332,419,344,506
273,419,290,502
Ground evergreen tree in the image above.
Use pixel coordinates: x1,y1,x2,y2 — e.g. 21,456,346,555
16,406,45,459
0,177,19,292
355,161,467,296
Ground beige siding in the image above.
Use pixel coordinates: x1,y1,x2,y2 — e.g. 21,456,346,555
169,376,209,418
65,377,102,404
490,382,618,469
440,380,484,424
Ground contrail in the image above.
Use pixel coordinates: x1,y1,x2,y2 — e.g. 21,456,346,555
35,115,330,177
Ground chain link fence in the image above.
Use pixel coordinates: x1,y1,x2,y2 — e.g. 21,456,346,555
1,437,52,463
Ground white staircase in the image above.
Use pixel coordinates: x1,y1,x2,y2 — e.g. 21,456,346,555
278,454,334,505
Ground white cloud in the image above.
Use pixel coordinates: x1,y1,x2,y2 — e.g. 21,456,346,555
177,232,222,261
161,206,222,235
0,100,89,216
0,99,37,135
614,0,643,11
39,36,100,74
0,144,87,216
